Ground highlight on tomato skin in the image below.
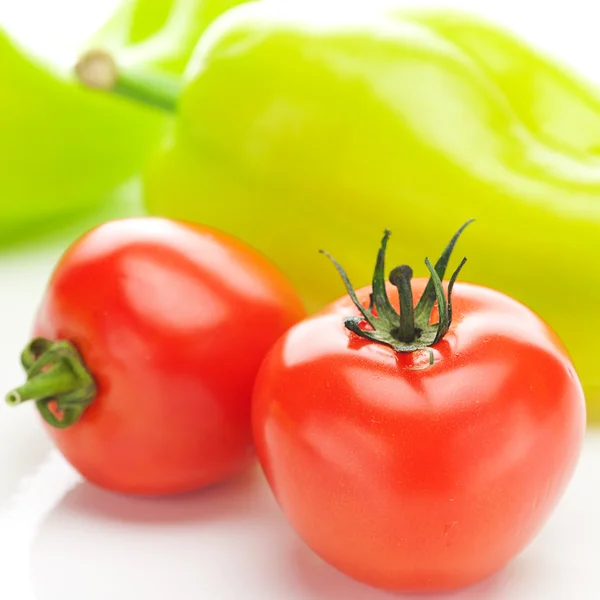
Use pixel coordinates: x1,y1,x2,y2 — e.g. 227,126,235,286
6,217,306,496
251,223,586,592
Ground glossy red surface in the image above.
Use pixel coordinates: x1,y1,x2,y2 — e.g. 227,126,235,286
35,218,305,494
252,279,585,591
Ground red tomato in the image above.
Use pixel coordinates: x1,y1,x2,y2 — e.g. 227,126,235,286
252,278,585,591
26,218,305,494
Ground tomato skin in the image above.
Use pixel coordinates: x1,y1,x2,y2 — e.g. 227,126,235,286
34,217,305,495
252,279,585,591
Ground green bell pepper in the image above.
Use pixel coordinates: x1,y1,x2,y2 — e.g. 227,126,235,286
0,26,165,240
0,0,247,240
80,4,600,419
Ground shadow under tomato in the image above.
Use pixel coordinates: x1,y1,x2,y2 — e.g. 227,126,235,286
54,464,267,524
30,465,284,600
27,454,581,600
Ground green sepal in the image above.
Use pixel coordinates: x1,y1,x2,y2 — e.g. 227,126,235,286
7,337,97,429
322,220,473,357
414,219,474,330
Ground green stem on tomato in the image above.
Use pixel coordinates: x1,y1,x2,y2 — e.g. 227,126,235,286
75,49,181,113
7,364,78,405
321,220,474,357
389,265,416,343
6,338,97,429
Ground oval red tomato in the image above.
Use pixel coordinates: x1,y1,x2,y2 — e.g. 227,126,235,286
13,217,305,495
252,276,585,591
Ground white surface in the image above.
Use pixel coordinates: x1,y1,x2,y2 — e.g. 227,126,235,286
2,0,600,598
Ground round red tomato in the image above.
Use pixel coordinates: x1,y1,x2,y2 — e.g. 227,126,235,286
252,276,585,591
10,217,305,495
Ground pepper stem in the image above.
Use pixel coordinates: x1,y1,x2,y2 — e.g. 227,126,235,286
6,338,97,429
75,49,181,112
321,220,474,357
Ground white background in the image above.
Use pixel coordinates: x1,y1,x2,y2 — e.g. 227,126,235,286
1,1,600,598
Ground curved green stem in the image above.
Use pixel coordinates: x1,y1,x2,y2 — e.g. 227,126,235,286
6,338,97,429
75,49,181,113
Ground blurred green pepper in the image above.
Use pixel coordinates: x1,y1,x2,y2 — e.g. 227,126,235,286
0,27,165,240
1,0,248,240
80,3,600,419
90,0,251,74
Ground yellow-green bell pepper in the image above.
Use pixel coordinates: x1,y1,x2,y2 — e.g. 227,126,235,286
0,25,165,240
0,0,249,241
80,3,600,420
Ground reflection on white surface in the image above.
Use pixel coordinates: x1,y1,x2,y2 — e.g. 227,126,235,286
0,453,81,600
0,437,599,599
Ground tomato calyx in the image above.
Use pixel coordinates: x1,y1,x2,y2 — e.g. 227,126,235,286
5,338,97,429
321,220,473,361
